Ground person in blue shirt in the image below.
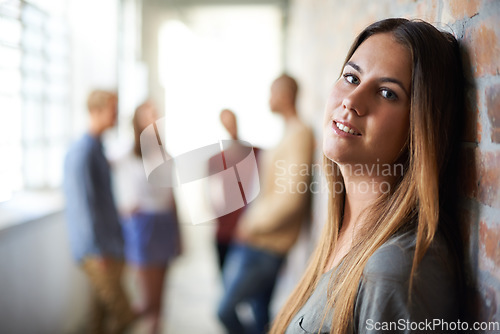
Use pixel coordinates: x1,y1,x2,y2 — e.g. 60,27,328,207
64,90,136,334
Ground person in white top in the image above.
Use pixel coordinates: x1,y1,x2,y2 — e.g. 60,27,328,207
116,101,181,334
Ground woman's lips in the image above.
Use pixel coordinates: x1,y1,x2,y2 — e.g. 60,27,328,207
332,120,362,136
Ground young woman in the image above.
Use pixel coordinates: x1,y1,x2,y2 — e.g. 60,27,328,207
270,18,465,334
118,101,181,334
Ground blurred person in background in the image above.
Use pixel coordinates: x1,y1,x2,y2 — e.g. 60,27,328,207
116,101,181,334
63,90,136,334
217,74,315,334
210,108,261,271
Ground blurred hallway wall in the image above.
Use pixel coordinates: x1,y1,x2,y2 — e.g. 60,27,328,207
0,213,90,334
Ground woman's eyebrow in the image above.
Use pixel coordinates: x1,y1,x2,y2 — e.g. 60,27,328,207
378,77,410,98
346,61,362,73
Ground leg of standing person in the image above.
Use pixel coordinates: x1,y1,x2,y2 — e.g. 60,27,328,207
82,257,136,334
247,250,283,334
125,210,179,334
216,242,229,271
88,287,106,334
217,243,284,334
217,244,249,334
136,265,167,334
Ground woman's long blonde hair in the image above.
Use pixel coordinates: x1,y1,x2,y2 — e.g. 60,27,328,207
270,18,465,334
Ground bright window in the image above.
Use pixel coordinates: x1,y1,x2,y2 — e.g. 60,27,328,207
0,0,70,202
159,5,284,157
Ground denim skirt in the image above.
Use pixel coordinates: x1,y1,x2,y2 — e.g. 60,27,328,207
122,211,180,266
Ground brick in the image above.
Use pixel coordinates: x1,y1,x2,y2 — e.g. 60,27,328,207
478,150,500,208
459,146,479,198
416,0,439,23
486,83,500,143
474,279,499,324
442,0,481,21
464,19,500,77
492,128,500,143
459,148,500,208
479,220,500,280
477,121,483,143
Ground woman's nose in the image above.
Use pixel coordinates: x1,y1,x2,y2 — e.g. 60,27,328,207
342,87,367,116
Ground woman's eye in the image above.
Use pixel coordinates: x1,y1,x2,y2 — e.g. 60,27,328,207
381,89,398,101
343,74,360,85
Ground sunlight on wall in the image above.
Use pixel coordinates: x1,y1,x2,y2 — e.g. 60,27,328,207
158,5,283,224
159,5,284,157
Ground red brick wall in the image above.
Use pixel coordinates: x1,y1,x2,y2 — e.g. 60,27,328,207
286,0,500,329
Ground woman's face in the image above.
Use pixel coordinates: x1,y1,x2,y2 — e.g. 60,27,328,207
137,103,158,132
323,33,411,169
